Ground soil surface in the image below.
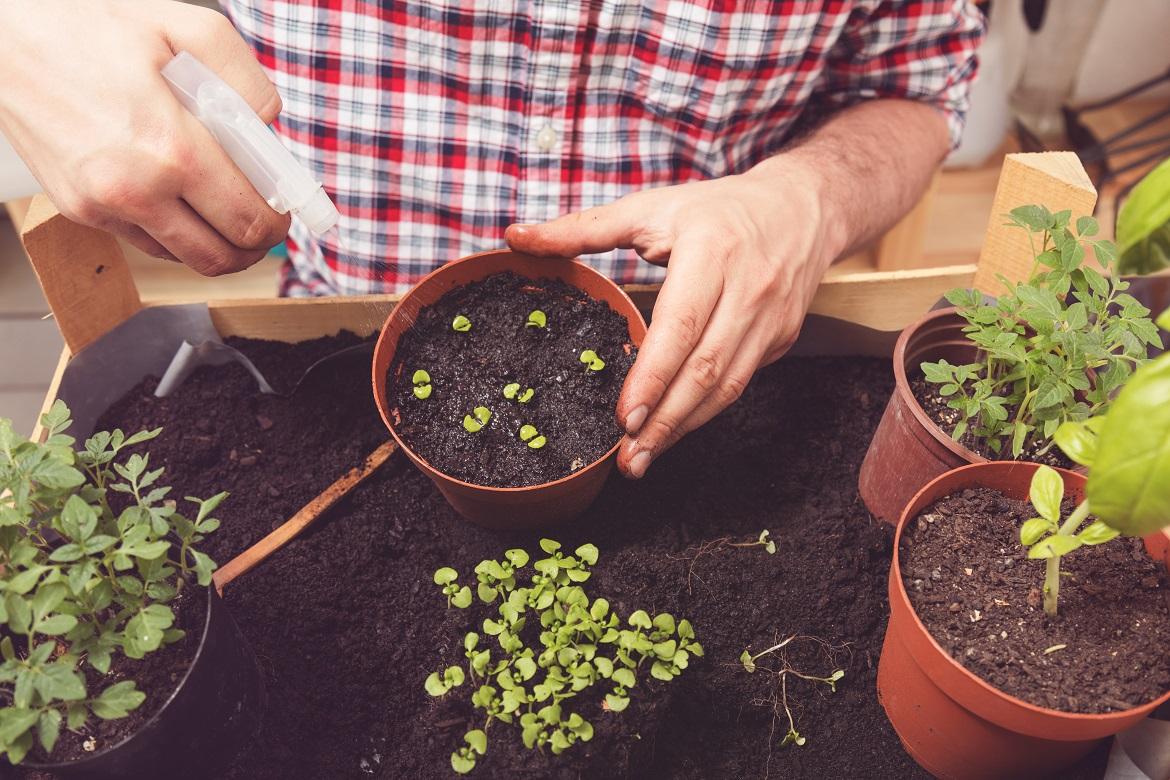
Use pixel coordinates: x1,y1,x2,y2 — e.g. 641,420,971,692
22,334,1111,779
910,376,1075,468
388,272,635,487
23,586,205,766
902,487,1170,713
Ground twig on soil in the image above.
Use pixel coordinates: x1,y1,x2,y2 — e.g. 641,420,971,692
666,530,777,594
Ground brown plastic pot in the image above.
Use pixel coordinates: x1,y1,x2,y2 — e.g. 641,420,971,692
372,248,647,530
878,461,1170,780
858,307,986,524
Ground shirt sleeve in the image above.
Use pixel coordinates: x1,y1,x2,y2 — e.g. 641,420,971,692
820,0,986,149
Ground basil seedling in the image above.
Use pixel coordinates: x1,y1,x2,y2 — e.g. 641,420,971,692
412,369,433,400
579,349,606,373
452,314,472,332
526,310,547,328
463,406,492,433
426,541,701,773
519,425,546,449
504,384,535,403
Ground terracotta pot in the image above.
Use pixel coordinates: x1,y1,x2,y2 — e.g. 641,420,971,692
859,307,986,524
372,248,647,530
25,587,265,779
878,461,1170,780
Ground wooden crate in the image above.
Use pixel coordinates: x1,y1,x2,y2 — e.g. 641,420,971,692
19,152,1095,439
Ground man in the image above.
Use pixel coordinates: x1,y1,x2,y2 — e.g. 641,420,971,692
0,0,983,477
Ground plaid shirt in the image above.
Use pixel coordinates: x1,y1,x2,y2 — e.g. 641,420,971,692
223,0,984,295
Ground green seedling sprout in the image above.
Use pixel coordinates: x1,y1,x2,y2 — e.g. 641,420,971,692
739,634,846,751
1019,465,1118,616
426,540,700,773
519,425,547,450
526,310,547,329
452,315,472,332
412,369,433,400
451,729,486,774
726,529,776,555
503,384,535,404
434,567,474,608
463,406,492,433
579,349,606,373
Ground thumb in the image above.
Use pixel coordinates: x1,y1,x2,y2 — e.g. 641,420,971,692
506,199,644,258
163,7,282,123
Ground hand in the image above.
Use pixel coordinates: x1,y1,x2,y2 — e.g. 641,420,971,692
0,0,290,275
506,157,844,478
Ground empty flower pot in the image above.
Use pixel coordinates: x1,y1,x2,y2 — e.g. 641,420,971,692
878,461,1170,780
858,307,985,524
372,248,647,530
25,586,265,779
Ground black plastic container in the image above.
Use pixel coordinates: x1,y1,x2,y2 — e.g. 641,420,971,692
22,587,264,779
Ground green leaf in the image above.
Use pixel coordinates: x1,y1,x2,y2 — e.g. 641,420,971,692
604,694,629,712
575,544,599,566
37,614,77,636
1008,204,1052,232
503,383,520,400
434,567,458,586
539,539,561,554
1086,353,1170,535
91,681,145,719
0,708,39,744
611,668,635,688
1117,157,1170,273
451,586,473,609
650,661,676,681
1054,418,1103,468
1078,520,1121,546
1028,466,1065,523
1020,517,1053,547
37,709,61,754
519,424,537,442
628,610,652,630
34,664,86,702
739,649,756,673
425,672,449,697
466,729,487,754
1027,535,1084,559
452,315,472,332
526,309,547,328
451,753,476,774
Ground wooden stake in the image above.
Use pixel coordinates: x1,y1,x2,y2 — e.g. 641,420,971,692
20,194,142,353
213,440,398,593
973,153,1097,295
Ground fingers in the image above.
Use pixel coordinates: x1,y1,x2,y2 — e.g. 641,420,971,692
139,198,269,276
505,198,644,257
617,243,722,434
618,298,756,477
178,111,291,253
163,6,283,122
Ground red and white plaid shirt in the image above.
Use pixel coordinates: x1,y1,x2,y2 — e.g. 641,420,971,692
223,0,983,295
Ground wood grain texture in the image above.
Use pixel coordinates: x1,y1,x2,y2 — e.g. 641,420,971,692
20,195,142,353
973,153,1098,295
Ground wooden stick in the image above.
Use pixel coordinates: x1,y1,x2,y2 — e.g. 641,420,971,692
213,439,398,593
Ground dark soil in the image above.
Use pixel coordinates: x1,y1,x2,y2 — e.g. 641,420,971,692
25,586,206,765
388,272,635,487
910,376,1075,468
22,334,1111,779
902,487,1170,713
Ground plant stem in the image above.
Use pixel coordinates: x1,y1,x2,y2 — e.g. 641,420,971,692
1043,499,1092,617
749,635,796,664
1058,499,1091,536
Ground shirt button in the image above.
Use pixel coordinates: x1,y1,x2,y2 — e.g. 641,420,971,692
536,124,558,151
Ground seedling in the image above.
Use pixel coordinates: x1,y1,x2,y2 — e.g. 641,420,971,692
452,315,472,332
426,540,700,773
668,531,779,594
526,310,547,329
579,349,606,373
518,425,547,450
412,369,433,400
463,406,492,433
921,207,1159,458
738,634,847,753
503,384,535,404
451,730,486,774
434,567,474,608
0,402,224,764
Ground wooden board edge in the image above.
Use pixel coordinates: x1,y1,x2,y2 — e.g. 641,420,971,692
31,347,71,442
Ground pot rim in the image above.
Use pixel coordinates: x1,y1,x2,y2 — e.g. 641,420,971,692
890,460,1170,725
25,585,220,770
894,306,987,465
371,248,648,494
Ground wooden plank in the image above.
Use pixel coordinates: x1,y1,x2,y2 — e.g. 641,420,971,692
973,153,1097,294
30,348,70,442
875,172,939,271
208,295,399,341
20,195,142,353
3,196,33,232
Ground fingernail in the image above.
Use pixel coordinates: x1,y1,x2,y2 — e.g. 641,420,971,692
629,450,652,479
624,405,648,435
